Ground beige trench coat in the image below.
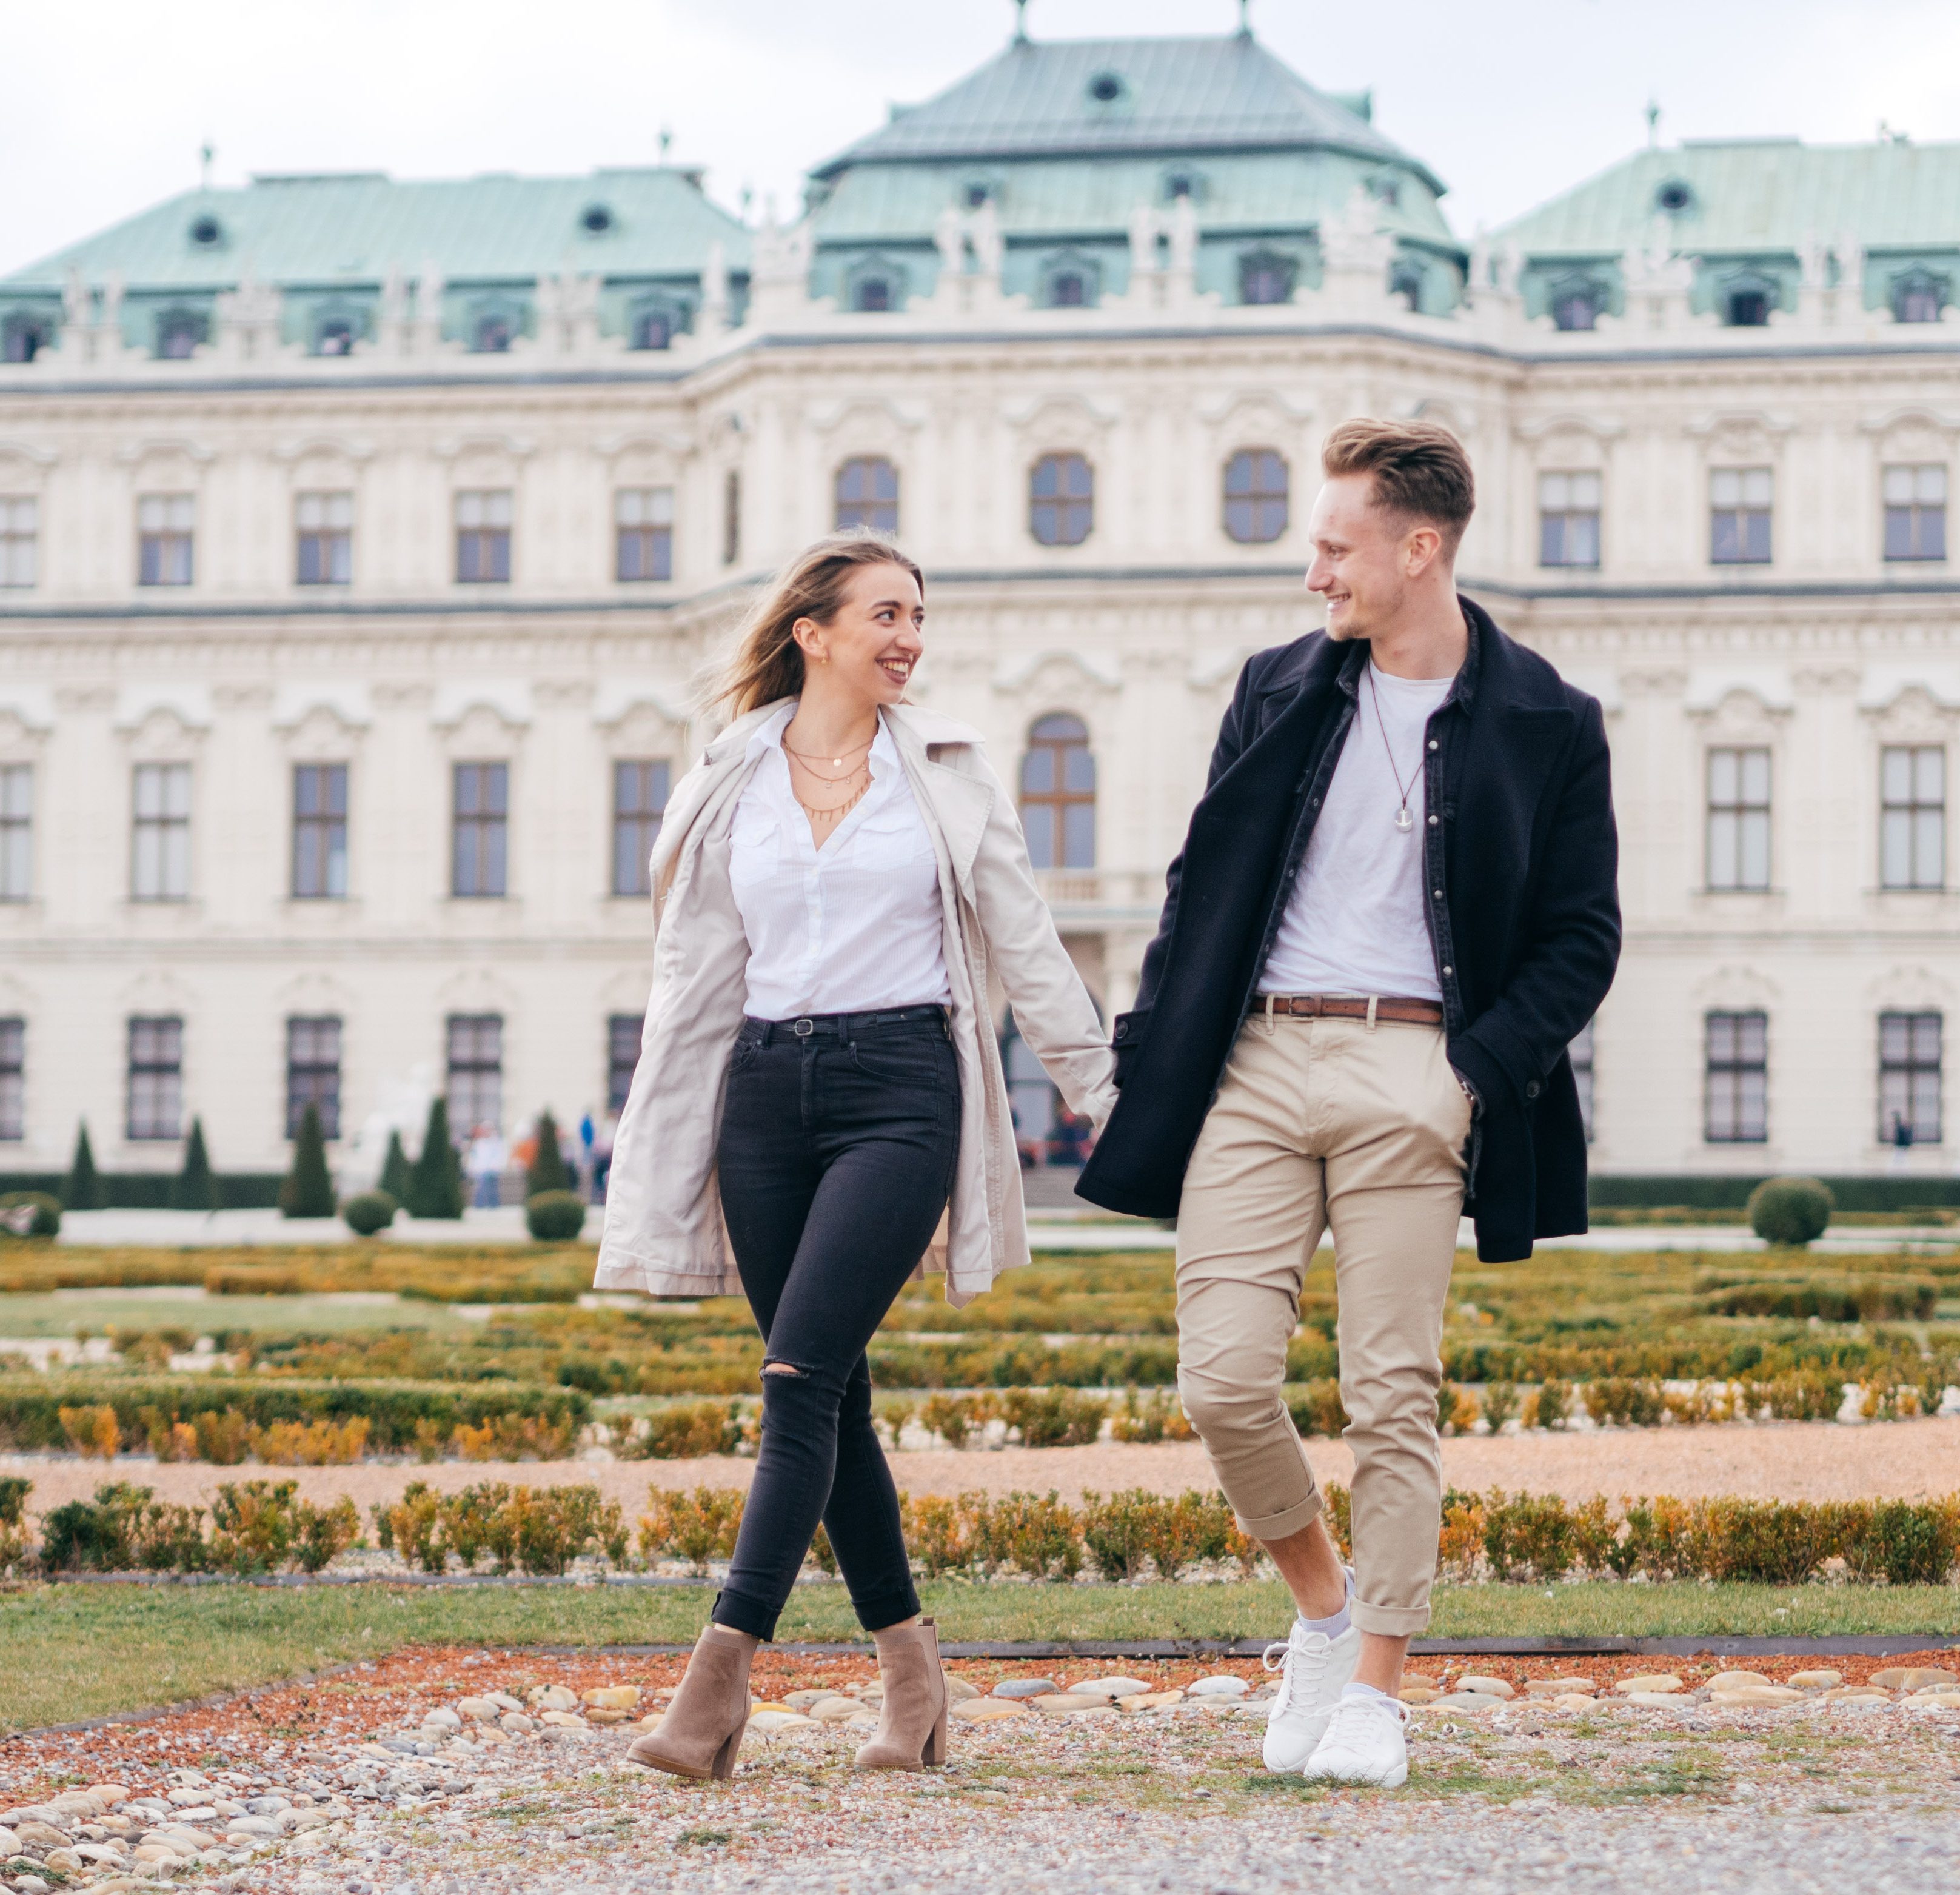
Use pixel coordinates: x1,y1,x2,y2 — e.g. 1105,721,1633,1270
593,700,1117,1306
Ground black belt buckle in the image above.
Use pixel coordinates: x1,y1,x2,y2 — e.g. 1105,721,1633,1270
792,1017,815,1038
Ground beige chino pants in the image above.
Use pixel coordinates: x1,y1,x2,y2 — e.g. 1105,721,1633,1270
1174,1013,1470,1637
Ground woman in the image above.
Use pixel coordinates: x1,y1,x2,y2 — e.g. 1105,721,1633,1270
595,531,1115,1777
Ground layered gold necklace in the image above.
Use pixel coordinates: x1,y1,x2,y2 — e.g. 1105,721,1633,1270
783,728,875,828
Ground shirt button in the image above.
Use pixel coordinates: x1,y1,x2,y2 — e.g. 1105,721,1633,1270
1442,964,1453,976
1433,889,1443,900
1428,814,1439,825
1428,740,1439,750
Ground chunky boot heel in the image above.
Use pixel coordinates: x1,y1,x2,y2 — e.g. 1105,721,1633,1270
855,1617,950,1770
627,1626,755,1780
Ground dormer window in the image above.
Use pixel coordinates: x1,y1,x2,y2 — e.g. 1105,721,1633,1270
1086,71,1125,104
1239,252,1294,306
1654,179,1694,215
472,312,514,353
314,317,356,357
854,278,891,313
1893,273,1946,324
1,313,51,364
1550,279,1604,332
580,203,615,235
1050,272,1086,308
189,215,224,247
1725,286,1772,327
963,182,991,209
1166,173,1195,201
1389,260,1425,312
156,310,207,360
1368,174,1401,207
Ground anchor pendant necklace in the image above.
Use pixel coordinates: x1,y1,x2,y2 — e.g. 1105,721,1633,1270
1364,663,1421,835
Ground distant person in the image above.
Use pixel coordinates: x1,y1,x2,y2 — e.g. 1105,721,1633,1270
466,1125,506,1209
598,532,1113,1780
1079,420,1621,1788
1049,1108,1090,1167
591,1115,615,1203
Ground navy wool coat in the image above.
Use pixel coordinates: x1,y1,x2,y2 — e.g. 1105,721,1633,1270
1075,597,1622,1262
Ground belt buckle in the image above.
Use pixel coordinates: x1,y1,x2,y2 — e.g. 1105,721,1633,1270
792,1017,815,1038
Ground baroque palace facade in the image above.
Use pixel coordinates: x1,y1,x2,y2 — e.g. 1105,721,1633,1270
2,25,1960,1194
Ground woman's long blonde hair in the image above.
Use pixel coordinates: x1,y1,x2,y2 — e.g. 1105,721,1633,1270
712,530,926,718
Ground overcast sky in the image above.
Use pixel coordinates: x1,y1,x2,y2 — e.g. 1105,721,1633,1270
5,0,1959,276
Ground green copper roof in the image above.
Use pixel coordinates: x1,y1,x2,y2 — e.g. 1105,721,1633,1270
1494,138,1960,258
811,32,1444,195
3,167,748,293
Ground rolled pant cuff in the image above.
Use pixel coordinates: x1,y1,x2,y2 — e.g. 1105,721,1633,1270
852,1583,922,1634
1235,1488,1322,1544
1352,1597,1431,1637
711,1588,781,1642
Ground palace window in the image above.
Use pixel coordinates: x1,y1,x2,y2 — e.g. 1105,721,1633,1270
1239,252,1294,306
615,488,674,581
155,309,207,359
1223,449,1289,544
1704,1011,1767,1144
1029,453,1093,547
313,316,356,356
1706,747,1771,891
446,1015,503,1135
452,763,508,898
607,1014,640,1115
612,760,669,898
1049,272,1086,308
292,763,349,900
0,765,28,900
1,313,52,363
1388,259,1425,311
1883,464,1947,562
455,490,512,583
1570,1020,1596,1143
1893,274,1945,324
132,763,191,901
471,311,514,353
1879,1011,1942,1146
1881,746,1944,890
296,491,353,585
630,307,674,350
0,1018,21,1140
1710,467,1772,565
1020,714,1095,871
1551,285,1601,332
0,498,36,589
853,277,892,313
138,494,195,586
286,1015,342,1141
1724,285,1773,328
127,1016,184,1142
835,457,899,536
1538,470,1602,568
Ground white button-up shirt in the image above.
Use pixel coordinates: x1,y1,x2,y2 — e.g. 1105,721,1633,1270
729,703,952,1020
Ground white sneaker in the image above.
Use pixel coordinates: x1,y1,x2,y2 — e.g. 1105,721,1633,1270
1302,1692,1410,1788
1260,1619,1362,1771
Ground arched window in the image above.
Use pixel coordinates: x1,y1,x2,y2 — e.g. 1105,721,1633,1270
1020,714,1095,869
835,457,898,535
1239,252,1295,306
1389,259,1425,312
1029,453,1093,546
1040,254,1099,309
1223,449,1289,544
1893,273,1946,324
1548,276,1604,331
630,307,675,350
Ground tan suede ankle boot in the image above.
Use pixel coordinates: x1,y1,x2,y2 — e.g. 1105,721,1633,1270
627,1626,754,1780
854,1617,948,1770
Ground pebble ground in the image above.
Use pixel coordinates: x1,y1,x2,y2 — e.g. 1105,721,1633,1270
2,1648,1957,1894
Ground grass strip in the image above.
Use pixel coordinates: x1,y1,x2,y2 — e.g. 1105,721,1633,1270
4,1578,1959,1736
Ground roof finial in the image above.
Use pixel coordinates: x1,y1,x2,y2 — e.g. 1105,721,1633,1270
1645,98,1660,148
1012,0,1029,44
658,124,674,161
199,140,215,190
1238,0,1253,36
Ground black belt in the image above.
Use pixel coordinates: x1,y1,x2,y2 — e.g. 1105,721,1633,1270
745,1005,948,1044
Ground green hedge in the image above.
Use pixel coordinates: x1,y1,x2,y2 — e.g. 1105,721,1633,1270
0,1376,589,1454
1590,1174,1960,1212
0,1172,286,1209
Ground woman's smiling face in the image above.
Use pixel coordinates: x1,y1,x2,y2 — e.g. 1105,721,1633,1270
794,561,925,704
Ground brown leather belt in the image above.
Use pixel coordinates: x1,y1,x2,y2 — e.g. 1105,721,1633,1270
1249,994,1445,1026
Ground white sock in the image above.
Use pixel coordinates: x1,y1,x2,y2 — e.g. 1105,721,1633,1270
1297,1569,1354,1642
1341,1681,1389,1702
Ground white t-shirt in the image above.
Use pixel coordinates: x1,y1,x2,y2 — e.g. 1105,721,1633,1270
1258,661,1455,1001
729,704,952,1020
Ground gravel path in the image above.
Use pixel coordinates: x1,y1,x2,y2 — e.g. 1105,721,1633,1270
2,1648,1956,1894
11,1415,1960,1516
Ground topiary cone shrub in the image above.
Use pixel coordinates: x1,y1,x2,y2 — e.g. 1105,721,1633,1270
525,1189,587,1242
62,1121,107,1212
527,1109,570,1198
279,1103,338,1219
170,1118,222,1212
342,1190,399,1238
1748,1175,1834,1248
378,1129,412,1205
406,1098,464,1220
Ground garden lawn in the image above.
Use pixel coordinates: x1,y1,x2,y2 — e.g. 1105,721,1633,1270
5,1578,1959,1735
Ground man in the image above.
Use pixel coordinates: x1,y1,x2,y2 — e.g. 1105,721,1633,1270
1077,418,1619,1788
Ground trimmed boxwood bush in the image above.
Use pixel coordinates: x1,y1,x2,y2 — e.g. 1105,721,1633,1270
0,1191,61,1239
279,1103,338,1219
1748,1175,1834,1247
525,1189,587,1241
343,1190,399,1238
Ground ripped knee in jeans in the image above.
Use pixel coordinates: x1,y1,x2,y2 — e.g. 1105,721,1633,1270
761,1359,806,1379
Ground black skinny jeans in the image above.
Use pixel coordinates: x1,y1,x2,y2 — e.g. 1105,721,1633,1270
711,1008,960,1640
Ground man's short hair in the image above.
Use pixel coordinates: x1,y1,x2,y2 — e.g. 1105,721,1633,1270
1321,417,1476,549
